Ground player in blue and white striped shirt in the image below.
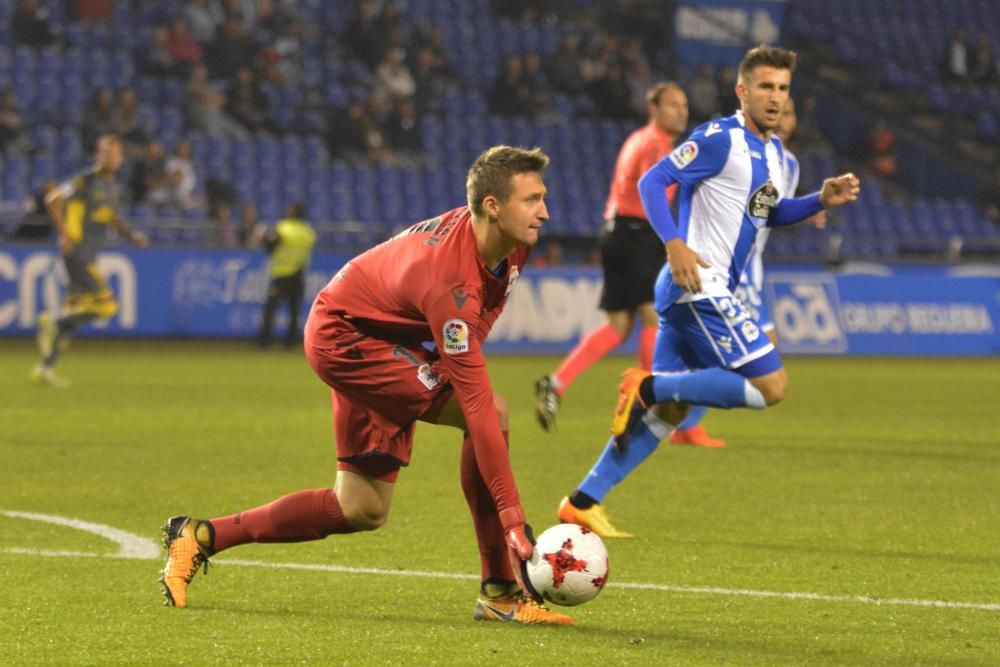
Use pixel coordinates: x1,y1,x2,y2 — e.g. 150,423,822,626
557,46,860,537
672,96,828,447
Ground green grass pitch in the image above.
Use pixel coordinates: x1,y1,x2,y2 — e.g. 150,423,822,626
2,339,999,665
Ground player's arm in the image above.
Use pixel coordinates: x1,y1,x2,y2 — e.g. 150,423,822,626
45,179,75,254
769,173,860,227
424,288,534,572
110,217,149,248
638,127,727,292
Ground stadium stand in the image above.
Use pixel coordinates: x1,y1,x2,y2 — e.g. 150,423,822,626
0,0,997,263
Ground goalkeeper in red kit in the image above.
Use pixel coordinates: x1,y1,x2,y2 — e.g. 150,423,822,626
160,146,575,625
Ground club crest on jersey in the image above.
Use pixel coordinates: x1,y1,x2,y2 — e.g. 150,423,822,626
443,318,470,354
669,141,699,169
747,179,779,224
741,320,760,343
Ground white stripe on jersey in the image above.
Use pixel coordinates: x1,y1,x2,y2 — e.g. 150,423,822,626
677,113,785,303
746,145,799,292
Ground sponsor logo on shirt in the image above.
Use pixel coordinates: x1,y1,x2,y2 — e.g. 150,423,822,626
716,335,733,354
747,179,779,222
452,287,470,310
417,363,440,390
669,141,699,169
704,123,723,137
443,318,470,354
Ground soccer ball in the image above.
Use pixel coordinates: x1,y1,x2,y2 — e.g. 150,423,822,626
524,523,609,606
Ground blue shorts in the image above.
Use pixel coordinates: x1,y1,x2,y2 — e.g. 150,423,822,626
653,294,782,379
733,279,774,332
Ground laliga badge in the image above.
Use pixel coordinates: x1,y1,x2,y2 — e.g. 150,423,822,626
669,140,699,169
443,319,470,354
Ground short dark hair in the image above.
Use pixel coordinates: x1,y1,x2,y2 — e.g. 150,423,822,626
287,202,306,219
738,44,797,82
96,133,123,146
466,145,550,217
646,81,682,106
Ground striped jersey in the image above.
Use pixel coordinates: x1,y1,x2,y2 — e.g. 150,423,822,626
644,110,790,310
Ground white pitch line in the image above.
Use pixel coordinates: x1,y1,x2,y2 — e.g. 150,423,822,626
2,546,999,613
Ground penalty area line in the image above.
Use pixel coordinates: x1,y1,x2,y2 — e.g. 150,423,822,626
2,546,999,613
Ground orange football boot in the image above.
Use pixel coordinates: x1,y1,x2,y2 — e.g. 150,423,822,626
670,425,727,448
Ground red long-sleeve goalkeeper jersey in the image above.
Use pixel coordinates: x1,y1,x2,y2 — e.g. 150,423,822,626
314,206,529,513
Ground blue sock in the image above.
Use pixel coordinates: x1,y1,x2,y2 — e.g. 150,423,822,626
678,404,708,430
651,368,764,409
576,415,671,503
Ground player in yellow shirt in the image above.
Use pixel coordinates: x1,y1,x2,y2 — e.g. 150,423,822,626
258,202,317,347
33,134,148,387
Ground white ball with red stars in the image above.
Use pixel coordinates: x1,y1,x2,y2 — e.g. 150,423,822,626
525,523,609,606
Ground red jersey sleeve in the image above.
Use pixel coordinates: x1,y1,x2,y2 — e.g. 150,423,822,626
422,284,521,513
637,133,678,206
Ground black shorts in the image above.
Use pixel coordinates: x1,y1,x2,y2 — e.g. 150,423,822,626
63,253,108,296
599,216,665,312
267,271,305,302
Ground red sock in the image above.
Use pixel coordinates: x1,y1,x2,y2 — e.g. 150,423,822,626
554,324,623,394
210,488,356,553
460,432,515,583
639,326,658,371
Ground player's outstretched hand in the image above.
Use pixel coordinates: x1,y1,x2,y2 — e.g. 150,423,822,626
820,173,861,209
499,506,543,602
666,238,711,293
808,210,828,229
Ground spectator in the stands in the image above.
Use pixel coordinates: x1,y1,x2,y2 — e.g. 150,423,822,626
168,17,204,75
715,66,739,114
521,51,552,116
868,118,897,179
184,0,223,44
490,55,533,117
226,66,272,134
130,140,170,205
580,35,614,86
411,45,452,114
386,97,422,158
209,202,241,248
547,34,586,95
240,201,265,247
943,28,969,83
411,23,452,75
347,0,388,68
589,62,636,120
376,48,417,101
186,63,249,139
262,15,305,86
11,0,58,48
139,24,179,78
206,14,257,81
0,87,30,155
688,63,719,124
81,87,118,151
327,96,389,162
73,0,113,22
969,33,998,85
115,88,150,155
161,140,200,210
221,0,257,27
